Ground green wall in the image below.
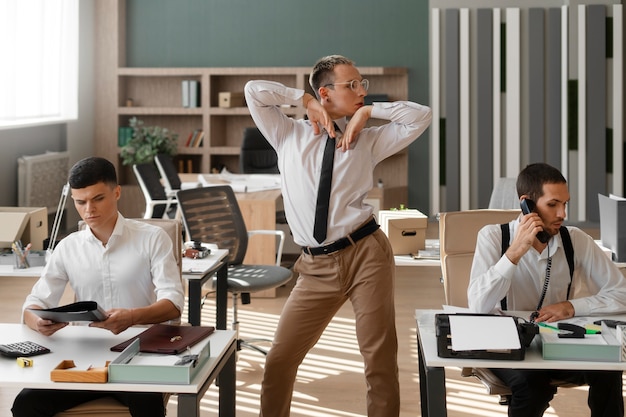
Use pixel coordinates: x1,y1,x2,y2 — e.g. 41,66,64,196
126,0,432,213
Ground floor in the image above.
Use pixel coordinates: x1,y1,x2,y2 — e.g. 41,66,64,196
0,224,609,416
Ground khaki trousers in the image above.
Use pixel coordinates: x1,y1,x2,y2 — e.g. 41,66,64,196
260,229,399,417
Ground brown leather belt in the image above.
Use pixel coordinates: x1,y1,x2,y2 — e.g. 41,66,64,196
302,218,379,256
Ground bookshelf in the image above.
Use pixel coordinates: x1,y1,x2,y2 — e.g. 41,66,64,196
95,0,411,209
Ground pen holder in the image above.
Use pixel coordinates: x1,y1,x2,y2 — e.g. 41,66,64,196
13,250,28,269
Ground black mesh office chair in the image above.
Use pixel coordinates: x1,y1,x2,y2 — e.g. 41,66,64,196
176,185,293,355
154,153,182,197
132,163,177,219
239,127,279,174
239,127,286,225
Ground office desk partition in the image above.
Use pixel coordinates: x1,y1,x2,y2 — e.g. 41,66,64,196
415,309,626,417
0,324,236,417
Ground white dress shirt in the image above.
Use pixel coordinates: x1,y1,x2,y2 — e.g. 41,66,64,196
245,80,432,247
23,213,184,315
468,219,626,316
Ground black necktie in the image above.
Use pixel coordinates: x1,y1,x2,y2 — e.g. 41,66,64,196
313,126,337,243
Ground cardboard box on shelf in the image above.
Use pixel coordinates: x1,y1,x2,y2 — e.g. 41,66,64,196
0,207,47,250
218,91,245,108
379,209,428,255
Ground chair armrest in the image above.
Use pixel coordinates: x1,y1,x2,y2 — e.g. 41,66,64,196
146,199,178,219
247,229,285,266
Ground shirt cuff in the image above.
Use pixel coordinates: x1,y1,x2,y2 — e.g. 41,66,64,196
369,101,420,119
568,298,590,316
494,252,517,279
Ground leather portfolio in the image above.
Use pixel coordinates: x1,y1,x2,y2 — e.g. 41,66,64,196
110,324,215,354
28,301,107,322
435,313,537,360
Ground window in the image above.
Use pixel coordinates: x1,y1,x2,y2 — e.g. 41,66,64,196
0,0,78,129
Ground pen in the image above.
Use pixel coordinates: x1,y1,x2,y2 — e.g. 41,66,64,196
537,322,560,332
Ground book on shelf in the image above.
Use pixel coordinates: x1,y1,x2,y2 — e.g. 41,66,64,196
186,129,204,147
189,80,200,108
184,131,194,147
181,79,200,108
193,130,204,147
177,157,195,173
181,80,190,108
117,127,132,147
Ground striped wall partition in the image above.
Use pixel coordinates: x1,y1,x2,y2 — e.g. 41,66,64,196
429,0,623,222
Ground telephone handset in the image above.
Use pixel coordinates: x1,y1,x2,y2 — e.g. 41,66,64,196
520,198,550,243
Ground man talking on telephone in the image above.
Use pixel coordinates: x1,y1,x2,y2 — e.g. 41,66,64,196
468,162,626,417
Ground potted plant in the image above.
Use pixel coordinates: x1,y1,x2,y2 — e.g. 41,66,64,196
120,117,178,166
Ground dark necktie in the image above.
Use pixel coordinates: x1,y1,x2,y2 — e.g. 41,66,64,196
313,126,338,243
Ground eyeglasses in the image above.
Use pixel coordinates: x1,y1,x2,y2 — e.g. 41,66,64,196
324,79,369,92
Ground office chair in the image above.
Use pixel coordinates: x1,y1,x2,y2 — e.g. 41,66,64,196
239,127,287,225
176,185,293,355
56,218,182,417
488,177,520,209
239,127,279,174
154,153,200,198
439,209,576,405
154,153,182,197
133,163,178,219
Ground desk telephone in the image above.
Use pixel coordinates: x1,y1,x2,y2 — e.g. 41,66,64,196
520,198,551,243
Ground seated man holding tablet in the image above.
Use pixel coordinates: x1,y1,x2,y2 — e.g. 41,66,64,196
12,157,184,417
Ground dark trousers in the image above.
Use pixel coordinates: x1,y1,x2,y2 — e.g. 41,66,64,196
12,389,165,417
490,368,624,417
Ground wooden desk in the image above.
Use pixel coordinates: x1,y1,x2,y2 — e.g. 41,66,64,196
0,324,236,417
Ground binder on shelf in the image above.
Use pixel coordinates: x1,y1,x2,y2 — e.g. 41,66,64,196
189,80,200,108
181,80,190,108
118,127,132,147
598,193,626,262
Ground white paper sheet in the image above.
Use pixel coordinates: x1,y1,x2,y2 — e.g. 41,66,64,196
449,315,521,351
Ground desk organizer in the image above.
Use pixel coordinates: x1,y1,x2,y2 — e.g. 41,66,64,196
541,321,625,362
50,360,109,383
0,250,46,267
109,338,210,384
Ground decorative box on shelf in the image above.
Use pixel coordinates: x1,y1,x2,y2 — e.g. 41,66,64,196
218,92,245,108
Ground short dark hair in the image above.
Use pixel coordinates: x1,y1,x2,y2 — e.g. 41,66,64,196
309,55,354,98
68,157,118,189
516,163,566,201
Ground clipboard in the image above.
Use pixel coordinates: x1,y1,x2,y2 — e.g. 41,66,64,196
435,313,537,360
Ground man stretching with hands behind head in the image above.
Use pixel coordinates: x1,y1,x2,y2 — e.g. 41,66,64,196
12,157,184,417
468,162,626,416
246,55,431,417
